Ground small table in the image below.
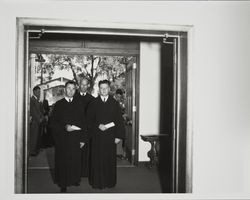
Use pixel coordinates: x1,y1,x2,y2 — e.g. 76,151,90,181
141,134,169,168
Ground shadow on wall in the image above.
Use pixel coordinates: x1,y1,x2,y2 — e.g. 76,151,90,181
158,41,174,193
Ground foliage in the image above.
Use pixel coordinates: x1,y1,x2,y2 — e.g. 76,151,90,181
34,54,135,94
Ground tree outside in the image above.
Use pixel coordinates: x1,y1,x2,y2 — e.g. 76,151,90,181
33,54,135,102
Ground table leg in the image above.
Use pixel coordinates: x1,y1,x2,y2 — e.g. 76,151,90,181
147,141,157,168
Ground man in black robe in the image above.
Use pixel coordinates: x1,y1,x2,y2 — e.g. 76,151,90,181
74,77,94,178
87,80,125,189
50,80,87,193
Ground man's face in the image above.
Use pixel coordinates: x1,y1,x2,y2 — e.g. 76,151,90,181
34,89,40,99
65,83,76,98
115,94,122,102
79,79,89,93
99,83,110,97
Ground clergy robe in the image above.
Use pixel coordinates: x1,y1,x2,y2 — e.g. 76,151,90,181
74,91,94,177
87,95,125,189
50,97,87,187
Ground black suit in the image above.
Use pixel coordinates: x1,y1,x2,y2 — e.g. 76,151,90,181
29,96,43,155
75,91,94,177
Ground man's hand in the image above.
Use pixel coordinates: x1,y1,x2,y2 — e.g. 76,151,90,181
80,142,85,148
98,124,107,131
65,124,75,132
115,138,121,144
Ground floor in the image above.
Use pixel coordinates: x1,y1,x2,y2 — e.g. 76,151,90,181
28,147,162,193
28,147,131,169
28,166,161,193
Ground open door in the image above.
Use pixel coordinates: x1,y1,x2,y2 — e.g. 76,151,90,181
124,58,137,165
157,37,177,193
158,34,189,193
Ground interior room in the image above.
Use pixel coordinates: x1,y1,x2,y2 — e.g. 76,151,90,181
23,28,188,193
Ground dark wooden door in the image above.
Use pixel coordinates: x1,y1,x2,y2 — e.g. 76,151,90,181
158,37,178,193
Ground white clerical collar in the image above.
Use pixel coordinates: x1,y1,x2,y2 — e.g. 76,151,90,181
101,95,109,102
80,92,87,96
65,97,73,102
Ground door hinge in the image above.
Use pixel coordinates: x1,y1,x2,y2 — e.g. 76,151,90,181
132,149,135,155
132,106,137,112
163,33,174,44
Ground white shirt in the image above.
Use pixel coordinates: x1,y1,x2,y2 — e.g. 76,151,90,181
65,97,73,102
80,92,87,96
33,95,38,101
101,95,109,102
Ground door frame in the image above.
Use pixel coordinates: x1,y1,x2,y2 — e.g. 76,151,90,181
15,17,193,193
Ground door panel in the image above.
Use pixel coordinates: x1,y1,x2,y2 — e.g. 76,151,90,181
158,38,177,193
124,58,136,164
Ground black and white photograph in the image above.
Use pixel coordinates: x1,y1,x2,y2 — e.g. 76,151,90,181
0,0,250,199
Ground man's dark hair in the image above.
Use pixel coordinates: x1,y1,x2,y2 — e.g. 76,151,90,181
33,85,40,92
115,89,124,95
65,80,76,88
98,79,111,87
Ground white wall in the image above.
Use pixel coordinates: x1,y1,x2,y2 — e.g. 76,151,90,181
1,1,250,199
139,42,161,161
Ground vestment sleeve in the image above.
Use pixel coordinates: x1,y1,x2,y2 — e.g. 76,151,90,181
50,103,65,141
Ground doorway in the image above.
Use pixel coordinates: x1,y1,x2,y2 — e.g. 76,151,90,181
15,18,192,193
28,52,139,170
28,33,140,167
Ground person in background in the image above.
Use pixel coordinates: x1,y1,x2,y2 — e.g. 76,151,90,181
50,80,87,193
41,93,50,148
114,88,127,160
42,92,50,116
29,85,44,156
114,89,130,123
75,77,94,178
114,89,125,115
87,80,125,189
